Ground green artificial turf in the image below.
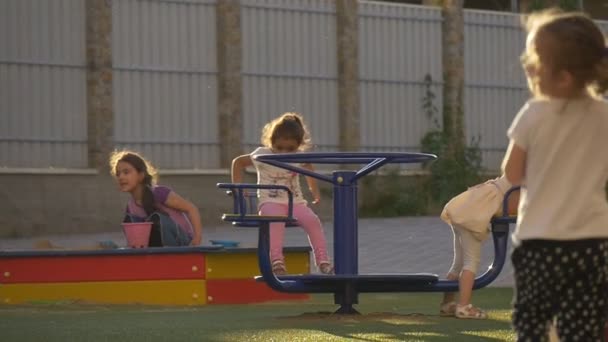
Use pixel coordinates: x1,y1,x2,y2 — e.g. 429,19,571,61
0,287,515,341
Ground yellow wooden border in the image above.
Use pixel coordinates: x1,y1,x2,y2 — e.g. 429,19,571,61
0,279,207,306
206,251,310,279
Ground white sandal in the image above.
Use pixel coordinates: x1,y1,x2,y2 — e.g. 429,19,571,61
271,260,287,275
318,262,334,275
455,304,488,319
439,301,457,316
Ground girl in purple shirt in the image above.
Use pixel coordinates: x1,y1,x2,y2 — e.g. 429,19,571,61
110,150,203,246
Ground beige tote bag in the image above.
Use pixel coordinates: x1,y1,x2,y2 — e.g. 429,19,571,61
440,176,512,241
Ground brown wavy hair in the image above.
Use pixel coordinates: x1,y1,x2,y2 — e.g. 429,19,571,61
109,150,158,215
260,112,312,150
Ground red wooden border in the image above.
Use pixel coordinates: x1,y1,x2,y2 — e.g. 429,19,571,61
206,279,309,304
0,254,205,283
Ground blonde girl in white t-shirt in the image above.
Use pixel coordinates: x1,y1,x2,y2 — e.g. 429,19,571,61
231,113,333,275
503,9,608,341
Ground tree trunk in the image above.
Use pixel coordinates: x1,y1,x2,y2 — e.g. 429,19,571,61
216,0,243,168
86,0,113,172
441,0,465,158
336,0,360,152
422,0,440,6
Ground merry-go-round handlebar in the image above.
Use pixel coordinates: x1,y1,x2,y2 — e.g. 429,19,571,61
253,152,437,184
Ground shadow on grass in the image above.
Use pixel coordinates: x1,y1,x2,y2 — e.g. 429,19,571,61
268,311,512,341
0,290,515,342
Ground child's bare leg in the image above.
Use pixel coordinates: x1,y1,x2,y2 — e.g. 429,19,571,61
442,272,460,304
458,270,475,305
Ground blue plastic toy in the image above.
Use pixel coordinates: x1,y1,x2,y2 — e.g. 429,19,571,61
209,240,240,248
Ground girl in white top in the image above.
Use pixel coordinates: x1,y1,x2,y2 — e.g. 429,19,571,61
231,113,333,275
502,9,608,341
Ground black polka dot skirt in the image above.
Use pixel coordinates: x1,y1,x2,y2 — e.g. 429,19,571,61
512,238,608,342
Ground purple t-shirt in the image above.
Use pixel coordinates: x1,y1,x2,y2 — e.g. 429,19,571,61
126,185,194,238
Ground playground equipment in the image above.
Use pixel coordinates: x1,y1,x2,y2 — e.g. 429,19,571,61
224,184,298,228
219,152,519,314
0,246,310,305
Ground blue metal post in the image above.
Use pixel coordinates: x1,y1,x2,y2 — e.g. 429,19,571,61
332,171,359,313
333,171,358,274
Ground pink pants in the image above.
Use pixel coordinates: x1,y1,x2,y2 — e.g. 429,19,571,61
259,202,330,266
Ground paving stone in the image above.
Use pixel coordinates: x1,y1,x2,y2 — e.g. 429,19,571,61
0,217,515,287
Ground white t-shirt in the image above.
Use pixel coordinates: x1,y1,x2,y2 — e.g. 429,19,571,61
508,97,608,243
250,147,307,205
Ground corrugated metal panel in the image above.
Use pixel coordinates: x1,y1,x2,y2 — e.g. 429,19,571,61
358,4,531,171
464,10,528,170
359,2,442,159
112,0,218,169
0,0,87,168
240,0,338,153
468,16,608,170
4,1,606,171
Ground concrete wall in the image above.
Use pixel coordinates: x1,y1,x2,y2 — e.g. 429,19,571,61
0,172,335,238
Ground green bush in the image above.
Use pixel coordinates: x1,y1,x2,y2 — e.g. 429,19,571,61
420,130,483,207
358,170,431,217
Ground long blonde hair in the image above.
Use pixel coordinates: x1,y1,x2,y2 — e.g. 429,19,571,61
522,9,608,97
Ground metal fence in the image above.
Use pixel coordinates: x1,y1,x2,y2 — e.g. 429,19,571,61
358,2,442,157
0,0,87,168
112,0,219,169
241,0,340,154
463,9,529,169
2,0,606,170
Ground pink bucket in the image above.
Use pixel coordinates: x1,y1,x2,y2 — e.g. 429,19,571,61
122,222,153,248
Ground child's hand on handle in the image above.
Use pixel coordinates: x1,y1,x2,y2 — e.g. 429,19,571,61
303,163,321,205
231,154,254,184
311,187,321,205
190,234,202,246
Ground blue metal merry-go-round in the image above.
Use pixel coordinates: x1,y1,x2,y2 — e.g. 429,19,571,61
218,152,518,314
